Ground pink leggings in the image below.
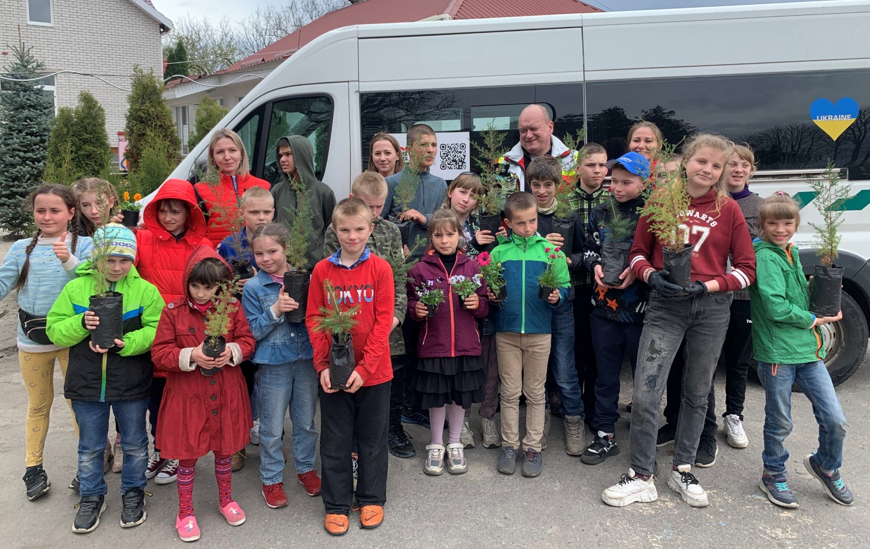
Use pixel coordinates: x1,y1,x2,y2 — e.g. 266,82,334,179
429,403,466,446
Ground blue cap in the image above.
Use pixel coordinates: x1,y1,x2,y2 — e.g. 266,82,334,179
606,152,651,179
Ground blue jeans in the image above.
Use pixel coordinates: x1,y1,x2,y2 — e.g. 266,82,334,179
257,360,318,484
758,360,847,474
629,292,732,475
71,398,149,497
548,300,584,417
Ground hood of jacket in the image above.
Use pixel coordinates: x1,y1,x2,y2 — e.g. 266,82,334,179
182,245,233,306
279,134,320,189
143,179,207,245
503,135,572,165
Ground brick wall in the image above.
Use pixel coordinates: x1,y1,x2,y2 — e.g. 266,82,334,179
0,0,166,151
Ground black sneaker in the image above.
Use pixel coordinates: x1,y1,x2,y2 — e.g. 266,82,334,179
581,434,620,465
804,454,854,506
401,406,431,429
69,473,80,492
521,448,543,478
656,424,676,447
694,438,718,468
23,465,50,501
387,425,416,459
120,487,147,528
72,495,106,534
497,446,518,475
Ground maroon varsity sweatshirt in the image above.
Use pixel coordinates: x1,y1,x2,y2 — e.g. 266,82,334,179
629,189,756,292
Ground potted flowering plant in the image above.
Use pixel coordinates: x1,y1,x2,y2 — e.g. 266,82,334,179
311,279,360,389
118,190,143,228
449,274,481,309
477,251,506,301
415,280,445,318
807,161,851,316
283,173,314,323
536,246,565,301
201,282,237,377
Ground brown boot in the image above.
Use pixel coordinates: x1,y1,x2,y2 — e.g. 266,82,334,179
231,448,246,472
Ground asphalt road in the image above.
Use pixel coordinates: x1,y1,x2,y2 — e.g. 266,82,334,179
0,252,868,548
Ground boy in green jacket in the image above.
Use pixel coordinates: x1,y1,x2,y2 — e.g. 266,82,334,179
47,224,165,534
749,194,852,509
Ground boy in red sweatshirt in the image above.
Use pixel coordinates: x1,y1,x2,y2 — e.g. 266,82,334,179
306,197,394,536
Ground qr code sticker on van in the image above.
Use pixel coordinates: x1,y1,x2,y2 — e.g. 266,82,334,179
440,143,467,171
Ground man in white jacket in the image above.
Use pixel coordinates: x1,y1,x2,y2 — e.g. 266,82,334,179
500,104,577,193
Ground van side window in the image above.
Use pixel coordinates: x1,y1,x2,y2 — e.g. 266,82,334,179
263,96,333,186
587,69,870,180
234,108,263,174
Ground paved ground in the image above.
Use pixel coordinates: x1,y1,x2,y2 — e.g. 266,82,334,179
0,239,869,548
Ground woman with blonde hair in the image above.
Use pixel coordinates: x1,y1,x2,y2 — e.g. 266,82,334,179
195,129,270,246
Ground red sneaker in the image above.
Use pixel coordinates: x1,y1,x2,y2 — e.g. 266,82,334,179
298,470,322,497
262,482,288,509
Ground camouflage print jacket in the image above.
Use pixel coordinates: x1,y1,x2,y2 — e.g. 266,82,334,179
324,217,407,356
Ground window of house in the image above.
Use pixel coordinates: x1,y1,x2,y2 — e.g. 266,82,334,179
176,106,189,155
27,0,52,25
262,95,333,186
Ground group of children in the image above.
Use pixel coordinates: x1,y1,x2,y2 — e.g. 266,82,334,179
1,120,854,541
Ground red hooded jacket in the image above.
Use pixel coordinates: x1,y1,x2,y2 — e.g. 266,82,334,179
194,172,270,246
152,246,255,460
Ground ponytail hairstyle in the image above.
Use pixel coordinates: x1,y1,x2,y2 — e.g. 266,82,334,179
71,177,119,237
681,133,735,214
250,222,290,249
14,184,80,292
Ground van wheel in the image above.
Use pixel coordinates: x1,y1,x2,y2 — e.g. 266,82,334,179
746,290,867,390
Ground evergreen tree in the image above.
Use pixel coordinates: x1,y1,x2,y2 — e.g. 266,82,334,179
164,39,189,80
125,65,180,174
71,91,111,178
0,44,53,235
44,107,78,184
188,95,228,150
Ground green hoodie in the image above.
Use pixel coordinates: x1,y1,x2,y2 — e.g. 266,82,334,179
749,240,823,364
47,260,165,402
272,135,337,272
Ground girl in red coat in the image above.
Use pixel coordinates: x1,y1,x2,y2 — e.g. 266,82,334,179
152,247,255,543
195,129,271,246
135,179,213,485
406,210,488,476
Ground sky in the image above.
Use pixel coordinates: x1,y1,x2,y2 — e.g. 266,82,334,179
152,0,836,26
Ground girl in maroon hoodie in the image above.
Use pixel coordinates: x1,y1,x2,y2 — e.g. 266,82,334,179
602,134,756,510
407,210,488,476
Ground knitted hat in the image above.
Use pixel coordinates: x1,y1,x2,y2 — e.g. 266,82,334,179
606,152,651,180
93,223,137,261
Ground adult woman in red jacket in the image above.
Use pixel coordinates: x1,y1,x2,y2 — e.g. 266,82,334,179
135,179,213,484
195,129,270,247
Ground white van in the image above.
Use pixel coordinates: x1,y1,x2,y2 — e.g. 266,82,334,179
165,0,871,384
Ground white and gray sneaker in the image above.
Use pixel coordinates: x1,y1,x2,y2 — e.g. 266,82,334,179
446,443,468,474
460,421,475,449
721,414,748,448
424,444,446,476
250,418,260,446
480,417,501,449
668,464,709,507
602,469,658,507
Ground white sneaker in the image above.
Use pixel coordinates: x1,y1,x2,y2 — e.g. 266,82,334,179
423,444,445,476
460,421,475,449
446,443,468,474
668,464,709,507
602,469,658,507
721,414,748,449
250,419,260,446
155,459,179,485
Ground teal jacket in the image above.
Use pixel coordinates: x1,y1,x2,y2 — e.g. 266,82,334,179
491,233,570,334
47,261,165,402
749,240,823,364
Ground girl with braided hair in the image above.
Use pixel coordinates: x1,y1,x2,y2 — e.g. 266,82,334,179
0,184,93,501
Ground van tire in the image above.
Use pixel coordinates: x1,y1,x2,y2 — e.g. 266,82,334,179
746,290,867,390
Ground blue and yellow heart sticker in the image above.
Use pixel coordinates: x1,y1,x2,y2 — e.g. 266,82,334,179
810,98,859,141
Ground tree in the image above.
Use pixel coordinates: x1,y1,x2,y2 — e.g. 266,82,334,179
164,39,189,80
164,15,244,75
236,1,348,56
125,66,180,174
43,107,78,184
638,105,697,147
0,44,53,235
188,95,228,150
70,91,111,178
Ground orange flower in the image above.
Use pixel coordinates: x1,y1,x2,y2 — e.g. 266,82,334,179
123,191,130,201
133,193,142,201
